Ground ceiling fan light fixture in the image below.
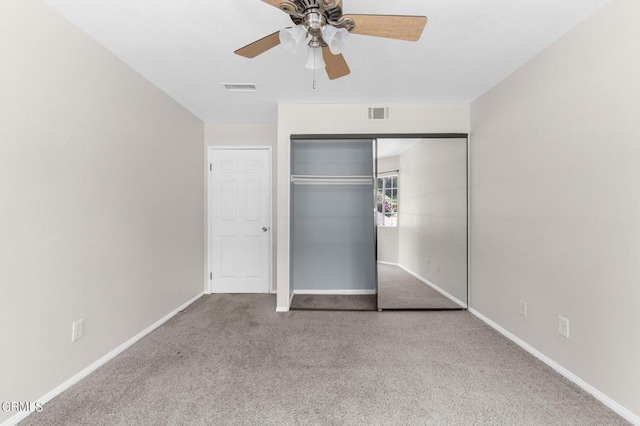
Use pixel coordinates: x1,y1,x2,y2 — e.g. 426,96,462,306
279,24,307,55
234,1,428,81
305,46,326,70
321,25,349,55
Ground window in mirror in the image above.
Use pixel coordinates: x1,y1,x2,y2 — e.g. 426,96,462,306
376,174,398,227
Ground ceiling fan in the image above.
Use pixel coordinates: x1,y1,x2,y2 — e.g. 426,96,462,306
234,0,428,80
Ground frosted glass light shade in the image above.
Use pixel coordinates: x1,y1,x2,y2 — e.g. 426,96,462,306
321,25,349,55
279,25,307,55
305,46,325,70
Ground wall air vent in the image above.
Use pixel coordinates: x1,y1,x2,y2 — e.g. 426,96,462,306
368,107,390,121
222,83,258,92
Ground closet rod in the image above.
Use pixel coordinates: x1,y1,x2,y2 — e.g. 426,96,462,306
291,175,373,185
292,181,373,186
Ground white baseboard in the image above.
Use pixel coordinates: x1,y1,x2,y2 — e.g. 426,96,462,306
396,264,468,309
377,261,400,266
469,308,640,425
1,292,204,426
293,289,377,295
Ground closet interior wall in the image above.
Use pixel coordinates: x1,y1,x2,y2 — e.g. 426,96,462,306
290,139,377,296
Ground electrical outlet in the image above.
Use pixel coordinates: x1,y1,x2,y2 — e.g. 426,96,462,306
425,258,430,267
71,319,84,342
436,264,440,273
558,316,569,338
519,300,527,317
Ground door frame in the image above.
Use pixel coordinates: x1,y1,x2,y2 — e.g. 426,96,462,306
285,134,469,311
207,146,273,295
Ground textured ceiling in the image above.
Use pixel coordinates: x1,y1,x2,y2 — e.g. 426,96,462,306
42,0,611,122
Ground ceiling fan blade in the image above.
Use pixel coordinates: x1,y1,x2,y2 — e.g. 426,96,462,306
322,47,350,80
262,0,297,10
342,14,428,42
234,31,281,58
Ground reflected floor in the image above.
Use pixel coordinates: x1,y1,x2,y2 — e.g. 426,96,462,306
291,294,377,311
378,264,463,310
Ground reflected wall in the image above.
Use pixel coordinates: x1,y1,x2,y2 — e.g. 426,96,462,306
377,138,467,309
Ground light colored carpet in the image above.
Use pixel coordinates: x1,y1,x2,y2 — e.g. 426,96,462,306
291,294,377,311
23,295,628,425
378,263,462,310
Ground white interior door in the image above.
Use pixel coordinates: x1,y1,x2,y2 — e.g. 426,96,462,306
210,149,271,293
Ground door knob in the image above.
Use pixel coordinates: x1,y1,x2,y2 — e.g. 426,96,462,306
262,227,268,232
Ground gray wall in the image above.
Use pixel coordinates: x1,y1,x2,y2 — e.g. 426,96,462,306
0,0,204,421
470,0,640,417
291,140,376,292
398,139,468,304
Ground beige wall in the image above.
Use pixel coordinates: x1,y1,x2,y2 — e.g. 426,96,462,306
0,0,204,422
377,156,400,264
398,139,467,304
277,103,470,309
470,0,640,418
203,123,278,292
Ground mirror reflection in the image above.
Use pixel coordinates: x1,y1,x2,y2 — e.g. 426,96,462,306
376,138,468,310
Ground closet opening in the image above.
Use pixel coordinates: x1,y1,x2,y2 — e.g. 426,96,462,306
289,133,469,312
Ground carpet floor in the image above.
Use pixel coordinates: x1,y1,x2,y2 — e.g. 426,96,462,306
378,264,462,310
23,295,628,425
290,294,377,311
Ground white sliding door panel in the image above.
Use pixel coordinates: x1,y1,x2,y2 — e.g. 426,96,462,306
210,149,271,293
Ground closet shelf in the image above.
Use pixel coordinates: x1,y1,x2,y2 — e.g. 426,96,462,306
291,175,374,186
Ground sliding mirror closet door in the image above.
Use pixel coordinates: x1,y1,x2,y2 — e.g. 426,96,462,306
376,138,468,310
290,139,377,311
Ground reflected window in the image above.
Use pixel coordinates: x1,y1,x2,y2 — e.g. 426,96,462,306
376,174,398,227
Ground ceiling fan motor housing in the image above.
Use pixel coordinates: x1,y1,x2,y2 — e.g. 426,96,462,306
290,0,342,25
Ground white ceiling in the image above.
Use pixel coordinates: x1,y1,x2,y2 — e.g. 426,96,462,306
378,139,420,159
42,0,611,123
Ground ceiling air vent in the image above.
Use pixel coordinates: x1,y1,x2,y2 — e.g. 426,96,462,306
368,107,390,121
222,83,258,92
